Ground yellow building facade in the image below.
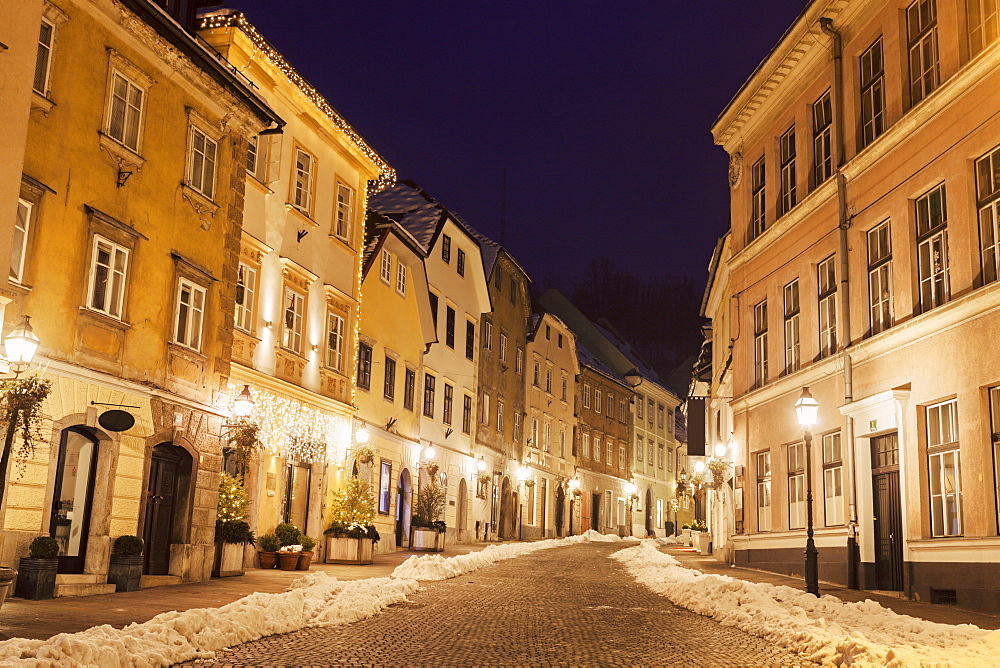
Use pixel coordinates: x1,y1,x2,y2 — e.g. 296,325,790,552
1,0,279,591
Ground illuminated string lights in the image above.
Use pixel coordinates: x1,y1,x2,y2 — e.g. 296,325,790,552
227,381,350,464
198,10,396,192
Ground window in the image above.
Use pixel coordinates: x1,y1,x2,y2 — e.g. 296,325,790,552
441,235,451,263
34,19,54,95
975,145,1000,285
106,71,144,151
457,248,466,276
753,299,768,387
823,432,844,526
429,293,439,331
494,264,503,290
750,156,766,240
756,451,772,531
325,312,344,370
648,398,655,426
357,343,372,391
500,333,508,362
860,39,885,148
667,446,674,472
445,306,456,349
657,404,665,428
186,126,217,199
657,442,664,468
379,250,391,284
516,347,524,375
497,400,504,432
383,357,396,401
465,320,475,360
648,440,654,464
990,387,1000,528
482,393,490,425
292,148,314,213
546,369,553,394
543,422,551,452
818,255,837,358
531,418,539,448
607,393,613,418
637,435,644,462
593,436,601,462
11,200,32,284
443,383,453,425
462,394,472,434
281,287,305,353
788,442,805,529
637,394,644,420
334,183,354,241
968,0,1000,56
783,280,800,374
423,373,436,418
509,278,517,304
403,368,416,411
927,399,962,536
582,433,591,458
514,412,522,443
483,320,493,350
558,333,564,348
378,461,392,514
545,325,551,340
916,184,950,311
533,361,540,387
234,262,256,333
868,221,893,334
595,390,602,414
908,0,939,105
246,135,260,175
619,445,626,470
88,235,128,318
779,125,796,215
564,378,570,402
583,384,591,408
813,92,833,186
173,279,206,350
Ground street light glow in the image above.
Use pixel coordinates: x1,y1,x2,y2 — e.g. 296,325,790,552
4,315,39,367
232,384,255,418
795,387,819,427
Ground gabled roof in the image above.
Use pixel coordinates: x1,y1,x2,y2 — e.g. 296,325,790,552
369,180,489,256
576,341,629,389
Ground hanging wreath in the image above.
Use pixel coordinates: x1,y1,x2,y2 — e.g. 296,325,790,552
225,420,261,472
708,459,732,487
352,442,377,466
0,376,53,475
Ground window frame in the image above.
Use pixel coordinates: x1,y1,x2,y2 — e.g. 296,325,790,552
173,277,207,351
822,432,844,526
783,279,800,374
975,145,1000,286
867,220,893,335
750,156,766,240
787,442,805,530
443,382,454,425
87,234,130,319
779,124,797,216
753,299,768,387
185,124,218,200
234,261,258,334
422,373,436,418
383,356,396,402
813,91,833,186
927,398,962,537
465,320,475,360
334,181,355,243
462,394,472,434
356,342,373,391
968,0,1000,56
11,199,33,285
104,68,146,153
280,285,306,354
859,38,886,148
34,18,55,96
441,235,451,263
756,451,772,531
817,255,838,358
379,250,392,284
915,183,950,312
457,248,466,276
907,0,940,106
403,367,416,411
291,146,315,215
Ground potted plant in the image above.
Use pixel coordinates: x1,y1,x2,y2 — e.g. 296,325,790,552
213,473,254,577
274,522,301,548
107,535,144,592
15,536,58,600
412,470,446,552
325,477,379,564
0,566,16,612
258,533,280,569
690,519,711,554
296,535,316,570
277,545,302,570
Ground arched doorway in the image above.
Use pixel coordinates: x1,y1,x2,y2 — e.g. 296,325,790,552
645,488,654,536
457,478,468,539
50,427,100,574
555,486,565,537
395,468,413,549
498,477,512,539
143,443,193,575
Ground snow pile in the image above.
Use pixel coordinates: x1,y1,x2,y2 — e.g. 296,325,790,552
0,573,417,667
613,540,1000,666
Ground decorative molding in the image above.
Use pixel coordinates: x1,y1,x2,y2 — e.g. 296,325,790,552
239,232,272,265
279,257,318,292
323,283,354,314
170,251,219,284
85,205,148,241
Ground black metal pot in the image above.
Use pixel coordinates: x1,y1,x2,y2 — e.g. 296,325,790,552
107,554,143,592
15,558,57,600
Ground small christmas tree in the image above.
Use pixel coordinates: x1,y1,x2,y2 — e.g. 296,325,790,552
326,477,379,541
414,470,446,532
215,472,255,545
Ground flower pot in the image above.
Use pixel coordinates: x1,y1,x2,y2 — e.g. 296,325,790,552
108,554,144,592
0,568,17,611
296,551,314,570
258,551,278,569
693,530,712,555
278,552,301,571
411,527,445,552
15,558,57,600
213,542,245,578
325,536,374,564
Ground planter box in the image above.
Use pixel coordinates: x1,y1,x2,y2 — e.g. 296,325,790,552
0,568,16,611
411,527,445,552
681,528,693,546
325,536,374,565
15,558,57,600
693,531,712,555
108,554,144,592
212,542,245,578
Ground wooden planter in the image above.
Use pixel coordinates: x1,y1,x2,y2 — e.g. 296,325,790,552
278,552,300,571
15,558,57,600
325,536,374,564
411,527,445,552
213,542,245,578
108,554,143,592
296,551,314,570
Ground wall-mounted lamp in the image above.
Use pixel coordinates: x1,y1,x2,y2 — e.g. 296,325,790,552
355,426,370,444
713,442,728,458
232,384,255,418
476,457,487,472
423,445,436,460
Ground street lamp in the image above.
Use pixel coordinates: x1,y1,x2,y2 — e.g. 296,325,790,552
624,480,637,537
795,386,820,596
568,476,580,536
0,315,42,510
232,384,255,419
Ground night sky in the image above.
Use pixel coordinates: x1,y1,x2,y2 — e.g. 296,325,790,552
223,1,807,287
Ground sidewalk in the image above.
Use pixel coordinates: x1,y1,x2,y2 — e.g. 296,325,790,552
0,542,495,641
662,545,1000,630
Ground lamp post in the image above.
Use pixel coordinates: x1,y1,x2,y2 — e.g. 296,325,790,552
624,481,637,537
795,386,820,596
0,316,42,509
568,476,580,536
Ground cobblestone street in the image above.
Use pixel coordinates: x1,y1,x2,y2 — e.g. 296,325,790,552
184,543,811,667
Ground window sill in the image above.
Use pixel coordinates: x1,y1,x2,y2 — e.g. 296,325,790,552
78,306,131,331
181,183,219,222
30,91,56,116
275,346,307,362
98,132,145,171
167,341,207,362
328,233,356,253
2,281,32,298
246,174,273,195
286,204,318,228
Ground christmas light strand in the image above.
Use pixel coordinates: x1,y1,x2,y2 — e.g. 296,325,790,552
198,11,396,192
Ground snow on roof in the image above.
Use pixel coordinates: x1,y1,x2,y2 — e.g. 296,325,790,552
368,182,444,253
576,341,625,386
592,320,661,384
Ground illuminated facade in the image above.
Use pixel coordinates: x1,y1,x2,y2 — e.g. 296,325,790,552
1,0,278,589
711,0,1000,611
199,10,391,557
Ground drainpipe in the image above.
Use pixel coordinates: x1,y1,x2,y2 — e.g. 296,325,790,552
820,16,859,590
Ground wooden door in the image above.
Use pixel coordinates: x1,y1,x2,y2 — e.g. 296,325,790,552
871,433,903,591
143,446,182,575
